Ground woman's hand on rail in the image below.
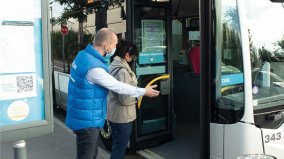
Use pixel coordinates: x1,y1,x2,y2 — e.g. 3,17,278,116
144,85,160,97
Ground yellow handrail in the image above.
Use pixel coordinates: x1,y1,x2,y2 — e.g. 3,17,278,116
137,74,170,109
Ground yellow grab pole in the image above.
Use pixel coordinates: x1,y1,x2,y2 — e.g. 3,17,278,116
137,74,170,109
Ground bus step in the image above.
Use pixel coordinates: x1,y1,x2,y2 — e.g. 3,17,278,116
136,149,165,159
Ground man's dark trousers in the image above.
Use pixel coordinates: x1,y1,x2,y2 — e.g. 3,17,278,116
74,127,100,159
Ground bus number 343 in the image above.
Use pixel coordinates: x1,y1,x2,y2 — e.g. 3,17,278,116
264,132,282,143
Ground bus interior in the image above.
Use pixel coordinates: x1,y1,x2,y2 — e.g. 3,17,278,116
131,0,201,158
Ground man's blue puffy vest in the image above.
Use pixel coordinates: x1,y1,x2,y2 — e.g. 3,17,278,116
66,44,109,131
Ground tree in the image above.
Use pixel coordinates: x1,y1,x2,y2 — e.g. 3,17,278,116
277,38,284,50
55,0,88,45
248,29,261,68
225,6,240,31
257,38,284,62
222,6,243,70
273,39,284,61
52,30,92,64
55,0,124,45
258,46,273,62
222,22,242,70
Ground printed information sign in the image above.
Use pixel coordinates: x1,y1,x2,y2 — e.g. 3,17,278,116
142,20,165,52
0,0,45,127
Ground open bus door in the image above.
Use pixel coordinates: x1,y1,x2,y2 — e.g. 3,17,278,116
124,0,211,158
126,0,174,151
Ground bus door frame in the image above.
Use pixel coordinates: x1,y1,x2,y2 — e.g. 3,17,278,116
200,0,212,158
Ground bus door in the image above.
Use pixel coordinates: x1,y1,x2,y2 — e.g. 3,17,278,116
127,0,173,151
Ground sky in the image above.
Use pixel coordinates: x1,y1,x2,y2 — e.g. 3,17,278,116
245,0,284,51
50,0,64,18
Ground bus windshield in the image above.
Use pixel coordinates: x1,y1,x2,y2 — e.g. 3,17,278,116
245,0,284,111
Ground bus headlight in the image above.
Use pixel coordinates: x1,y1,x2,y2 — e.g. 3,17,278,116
237,154,276,159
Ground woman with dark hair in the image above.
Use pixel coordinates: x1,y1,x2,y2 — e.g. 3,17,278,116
107,39,139,159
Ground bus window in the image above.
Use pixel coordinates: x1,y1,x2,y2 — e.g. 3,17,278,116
212,0,245,124
245,0,284,129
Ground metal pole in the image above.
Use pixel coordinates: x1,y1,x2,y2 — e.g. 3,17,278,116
200,0,211,158
50,6,53,57
62,35,65,73
13,140,27,159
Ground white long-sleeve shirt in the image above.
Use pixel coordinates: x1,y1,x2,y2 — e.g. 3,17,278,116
86,68,145,97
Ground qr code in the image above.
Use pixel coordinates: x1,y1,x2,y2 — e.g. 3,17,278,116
16,75,34,93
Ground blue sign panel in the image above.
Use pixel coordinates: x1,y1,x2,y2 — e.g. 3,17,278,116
139,52,165,64
221,73,244,87
0,1,45,127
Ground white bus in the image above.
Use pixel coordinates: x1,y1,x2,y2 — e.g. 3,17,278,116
53,0,284,158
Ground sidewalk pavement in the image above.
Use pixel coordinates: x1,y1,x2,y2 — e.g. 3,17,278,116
0,118,110,159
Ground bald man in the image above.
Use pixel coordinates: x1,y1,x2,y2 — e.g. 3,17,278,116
66,28,159,159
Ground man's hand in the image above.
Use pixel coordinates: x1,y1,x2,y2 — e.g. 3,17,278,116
144,85,160,97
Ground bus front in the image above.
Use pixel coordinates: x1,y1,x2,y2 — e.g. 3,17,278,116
247,0,284,158
211,0,284,159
